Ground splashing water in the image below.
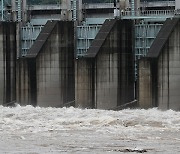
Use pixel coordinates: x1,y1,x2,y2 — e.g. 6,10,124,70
0,106,180,153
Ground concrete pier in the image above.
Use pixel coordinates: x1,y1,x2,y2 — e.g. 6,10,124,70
17,21,75,107
0,22,16,105
76,19,135,109
138,18,180,111
138,58,153,109
16,59,29,105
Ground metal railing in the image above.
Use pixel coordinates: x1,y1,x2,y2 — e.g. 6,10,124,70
27,1,175,11
141,1,175,8
121,10,175,17
21,25,43,56
135,23,163,59
28,4,61,11
76,25,101,56
84,3,115,9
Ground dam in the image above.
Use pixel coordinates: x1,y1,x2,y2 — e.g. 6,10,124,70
0,0,180,111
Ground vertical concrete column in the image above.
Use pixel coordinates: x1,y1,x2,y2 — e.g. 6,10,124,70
131,0,140,16
0,22,16,105
135,0,140,15
120,0,129,11
16,23,21,58
75,59,94,108
77,0,83,23
1,0,3,21
61,0,72,21
175,0,180,10
22,0,27,24
16,59,30,106
119,0,130,16
135,0,140,11
138,58,153,108
0,24,4,105
11,0,16,21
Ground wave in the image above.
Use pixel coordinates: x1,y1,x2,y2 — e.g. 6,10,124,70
0,105,179,135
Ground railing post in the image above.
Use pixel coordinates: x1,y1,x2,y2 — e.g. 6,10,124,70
131,0,135,16
17,0,22,22
73,0,77,21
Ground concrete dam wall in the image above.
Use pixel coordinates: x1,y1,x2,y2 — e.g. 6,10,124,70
75,19,135,109
138,18,180,111
2,18,180,111
0,22,16,106
17,21,75,107
15,19,135,109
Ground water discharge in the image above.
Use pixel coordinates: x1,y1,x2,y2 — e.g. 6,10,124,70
0,105,180,153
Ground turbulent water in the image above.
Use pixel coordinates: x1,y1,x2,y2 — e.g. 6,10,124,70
0,105,180,154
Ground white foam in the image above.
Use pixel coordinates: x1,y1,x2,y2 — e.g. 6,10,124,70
0,106,179,134
0,106,180,153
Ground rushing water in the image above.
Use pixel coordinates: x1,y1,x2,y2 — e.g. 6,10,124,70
0,105,180,153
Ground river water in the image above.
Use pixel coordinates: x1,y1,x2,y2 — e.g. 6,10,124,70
0,105,180,153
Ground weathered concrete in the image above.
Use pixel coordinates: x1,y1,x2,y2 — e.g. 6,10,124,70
175,0,180,10
17,21,75,107
76,19,135,110
138,18,180,111
61,0,72,21
138,58,153,109
0,22,16,105
75,59,94,108
11,0,27,23
158,21,180,111
16,59,30,106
